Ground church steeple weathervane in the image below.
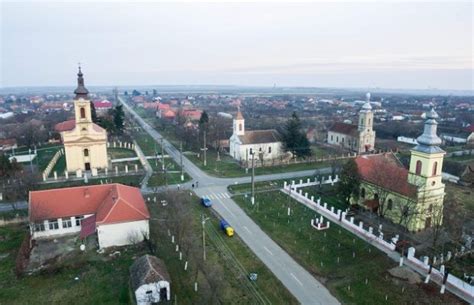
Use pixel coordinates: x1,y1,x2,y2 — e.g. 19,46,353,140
74,63,89,99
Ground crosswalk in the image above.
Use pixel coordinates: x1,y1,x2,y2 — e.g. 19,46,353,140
202,192,232,200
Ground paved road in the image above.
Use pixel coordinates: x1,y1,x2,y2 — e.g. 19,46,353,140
120,97,340,305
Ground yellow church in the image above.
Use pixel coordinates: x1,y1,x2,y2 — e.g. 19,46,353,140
353,106,445,232
56,67,108,174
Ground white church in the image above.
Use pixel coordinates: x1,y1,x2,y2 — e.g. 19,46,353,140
229,107,283,165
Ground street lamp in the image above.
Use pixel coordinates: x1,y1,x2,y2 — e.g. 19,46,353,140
201,215,210,261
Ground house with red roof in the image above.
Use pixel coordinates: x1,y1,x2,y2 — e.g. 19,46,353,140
93,99,113,114
29,183,150,249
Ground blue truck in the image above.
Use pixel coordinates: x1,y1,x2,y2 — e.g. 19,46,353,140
220,219,234,237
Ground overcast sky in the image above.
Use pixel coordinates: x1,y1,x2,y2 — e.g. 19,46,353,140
1,1,472,90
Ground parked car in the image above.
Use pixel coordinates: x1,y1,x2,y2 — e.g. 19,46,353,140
201,198,212,207
220,219,234,237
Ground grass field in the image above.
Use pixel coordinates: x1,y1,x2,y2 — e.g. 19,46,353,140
108,147,137,159
147,191,298,305
0,224,146,305
35,175,143,190
232,190,464,305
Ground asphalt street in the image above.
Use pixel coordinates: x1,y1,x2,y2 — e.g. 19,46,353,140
120,97,340,305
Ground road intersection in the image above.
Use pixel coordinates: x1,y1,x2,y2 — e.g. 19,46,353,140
120,97,340,305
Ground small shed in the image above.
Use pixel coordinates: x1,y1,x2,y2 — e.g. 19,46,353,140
130,255,171,305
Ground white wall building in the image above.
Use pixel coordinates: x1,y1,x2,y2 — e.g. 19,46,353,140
229,107,283,164
29,183,150,249
130,255,171,305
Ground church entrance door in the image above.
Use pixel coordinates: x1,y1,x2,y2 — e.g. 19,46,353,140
85,162,91,171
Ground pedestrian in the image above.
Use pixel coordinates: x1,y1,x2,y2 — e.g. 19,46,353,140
192,183,195,189
196,181,199,188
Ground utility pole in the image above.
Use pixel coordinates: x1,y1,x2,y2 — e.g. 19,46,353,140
201,215,210,261
251,153,255,205
180,141,184,181
160,138,165,171
201,131,208,167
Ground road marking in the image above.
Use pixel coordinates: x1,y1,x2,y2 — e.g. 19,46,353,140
220,202,236,218
216,193,223,199
209,194,215,199
290,273,303,286
243,226,251,234
223,192,230,198
263,246,273,256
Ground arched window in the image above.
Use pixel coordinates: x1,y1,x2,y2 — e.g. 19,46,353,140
80,107,86,119
432,162,438,176
361,118,364,125
361,188,366,199
387,199,393,210
374,193,379,200
239,123,242,131
368,118,371,125
336,136,339,143
84,148,89,157
415,160,422,175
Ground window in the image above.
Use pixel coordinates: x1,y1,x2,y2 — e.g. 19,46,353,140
361,118,364,125
268,146,271,154
336,136,339,143
428,204,433,213
342,137,345,143
80,107,86,119
415,160,422,175
75,216,84,226
35,223,45,232
331,135,333,141
48,219,59,230
259,147,262,152
249,148,253,155
361,188,366,199
62,218,72,228
368,118,371,125
84,148,89,157
432,162,438,176
387,199,393,210
239,123,242,131
374,193,379,200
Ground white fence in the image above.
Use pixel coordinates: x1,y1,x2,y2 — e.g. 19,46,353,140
42,149,63,180
284,180,474,303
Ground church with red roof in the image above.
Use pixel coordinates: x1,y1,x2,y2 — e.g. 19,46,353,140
29,183,150,249
352,106,446,232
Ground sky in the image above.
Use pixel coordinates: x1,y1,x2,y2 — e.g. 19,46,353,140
1,1,473,90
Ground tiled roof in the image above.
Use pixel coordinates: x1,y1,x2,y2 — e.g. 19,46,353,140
55,119,76,132
55,119,105,133
238,130,281,145
130,255,170,291
355,153,417,198
29,184,149,225
328,122,358,137
93,100,112,109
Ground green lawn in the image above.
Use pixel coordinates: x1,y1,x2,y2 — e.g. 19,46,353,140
148,191,298,305
49,155,66,177
35,175,143,190
108,148,137,159
232,190,463,305
33,146,62,171
0,224,146,305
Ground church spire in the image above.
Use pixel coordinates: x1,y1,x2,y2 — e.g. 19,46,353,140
74,64,89,99
413,104,444,154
